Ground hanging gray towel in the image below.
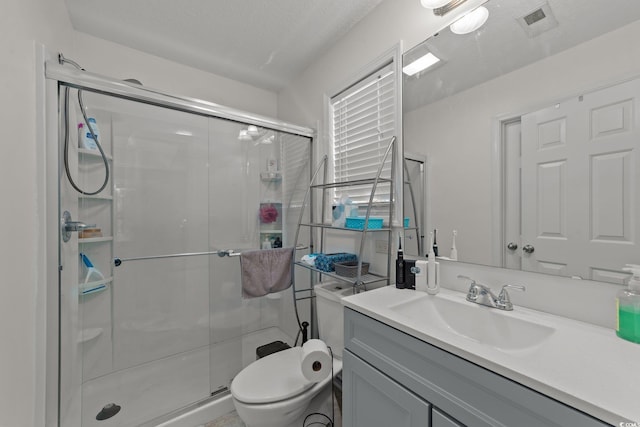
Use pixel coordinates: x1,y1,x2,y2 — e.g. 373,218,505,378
240,247,294,298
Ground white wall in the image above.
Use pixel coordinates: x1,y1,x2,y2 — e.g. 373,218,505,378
277,0,486,142
70,32,278,117
1,2,72,427
0,1,279,426
404,19,640,267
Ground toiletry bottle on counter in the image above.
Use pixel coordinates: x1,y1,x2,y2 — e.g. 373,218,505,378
395,235,405,289
617,264,640,343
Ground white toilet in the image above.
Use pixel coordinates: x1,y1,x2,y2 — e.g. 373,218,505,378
230,282,351,427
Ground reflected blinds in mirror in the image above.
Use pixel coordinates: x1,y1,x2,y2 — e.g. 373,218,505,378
330,62,396,205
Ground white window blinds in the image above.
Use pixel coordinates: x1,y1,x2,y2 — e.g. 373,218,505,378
330,62,397,205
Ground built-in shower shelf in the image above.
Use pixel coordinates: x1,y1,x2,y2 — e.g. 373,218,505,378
79,194,113,201
79,236,113,244
79,148,112,161
79,277,112,297
77,328,103,344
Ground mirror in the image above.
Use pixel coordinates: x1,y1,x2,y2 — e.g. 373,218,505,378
403,0,640,284
403,153,426,256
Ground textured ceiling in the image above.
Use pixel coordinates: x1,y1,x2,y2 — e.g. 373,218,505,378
64,0,386,91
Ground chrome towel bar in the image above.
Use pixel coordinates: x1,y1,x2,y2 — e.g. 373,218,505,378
114,246,308,267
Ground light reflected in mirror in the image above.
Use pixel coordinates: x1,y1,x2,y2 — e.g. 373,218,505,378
403,0,640,284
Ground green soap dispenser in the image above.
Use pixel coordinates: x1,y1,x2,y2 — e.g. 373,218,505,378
617,264,640,343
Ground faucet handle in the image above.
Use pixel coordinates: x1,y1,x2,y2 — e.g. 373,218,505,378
497,284,526,310
459,275,485,301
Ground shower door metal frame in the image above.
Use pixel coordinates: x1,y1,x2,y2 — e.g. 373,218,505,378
44,57,315,427
46,62,314,138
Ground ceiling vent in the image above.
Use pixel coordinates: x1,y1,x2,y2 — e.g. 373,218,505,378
524,8,546,26
517,2,558,38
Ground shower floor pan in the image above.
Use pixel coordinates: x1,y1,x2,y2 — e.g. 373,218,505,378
80,327,292,427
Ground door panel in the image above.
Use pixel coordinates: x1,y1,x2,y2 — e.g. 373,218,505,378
520,78,640,281
343,351,431,427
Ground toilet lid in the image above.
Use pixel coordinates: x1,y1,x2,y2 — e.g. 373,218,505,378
230,347,314,404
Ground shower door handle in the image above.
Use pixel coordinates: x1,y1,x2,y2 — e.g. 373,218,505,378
61,211,96,242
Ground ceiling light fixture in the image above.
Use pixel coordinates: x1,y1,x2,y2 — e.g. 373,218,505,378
247,125,260,136
450,6,489,34
402,52,441,76
421,0,469,16
238,129,252,141
420,0,451,8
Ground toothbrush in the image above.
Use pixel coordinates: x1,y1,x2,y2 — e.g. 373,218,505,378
450,230,458,260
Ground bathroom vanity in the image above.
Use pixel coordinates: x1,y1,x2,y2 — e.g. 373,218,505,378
342,287,640,426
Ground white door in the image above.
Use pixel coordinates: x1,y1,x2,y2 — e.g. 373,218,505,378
503,119,522,270
521,78,640,283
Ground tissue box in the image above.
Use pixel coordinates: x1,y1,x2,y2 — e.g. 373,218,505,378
314,253,358,272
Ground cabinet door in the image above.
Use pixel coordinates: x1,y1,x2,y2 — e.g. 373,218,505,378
343,351,430,427
432,408,465,427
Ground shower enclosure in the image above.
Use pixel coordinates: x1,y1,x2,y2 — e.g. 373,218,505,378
49,63,313,426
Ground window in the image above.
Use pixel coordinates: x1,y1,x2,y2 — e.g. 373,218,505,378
330,61,397,205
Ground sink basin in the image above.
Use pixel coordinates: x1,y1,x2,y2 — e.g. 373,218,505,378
389,293,555,351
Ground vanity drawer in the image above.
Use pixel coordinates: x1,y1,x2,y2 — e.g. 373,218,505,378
344,308,610,427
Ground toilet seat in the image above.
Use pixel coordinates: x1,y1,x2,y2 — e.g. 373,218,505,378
230,347,315,404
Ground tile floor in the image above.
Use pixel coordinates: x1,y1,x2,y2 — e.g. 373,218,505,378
203,394,342,427
204,411,245,427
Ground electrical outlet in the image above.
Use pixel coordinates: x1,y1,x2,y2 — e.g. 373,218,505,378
375,240,389,254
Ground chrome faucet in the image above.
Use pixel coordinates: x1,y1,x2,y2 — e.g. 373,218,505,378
457,275,525,311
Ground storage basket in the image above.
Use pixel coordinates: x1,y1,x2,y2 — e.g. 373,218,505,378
345,216,384,230
334,261,370,278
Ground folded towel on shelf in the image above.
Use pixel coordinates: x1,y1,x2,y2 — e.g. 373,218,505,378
314,253,358,272
240,247,294,298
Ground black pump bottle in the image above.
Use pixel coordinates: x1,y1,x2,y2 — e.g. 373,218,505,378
396,235,405,288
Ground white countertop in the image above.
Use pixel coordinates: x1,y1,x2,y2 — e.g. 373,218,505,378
342,286,640,425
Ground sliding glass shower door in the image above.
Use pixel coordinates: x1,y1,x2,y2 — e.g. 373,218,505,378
59,86,311,427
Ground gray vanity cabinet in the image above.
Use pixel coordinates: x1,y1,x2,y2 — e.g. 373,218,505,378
343,308,611,427
342,351,431,427
432,408,464,427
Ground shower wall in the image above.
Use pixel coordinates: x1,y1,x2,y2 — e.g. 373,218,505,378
60,89,311,426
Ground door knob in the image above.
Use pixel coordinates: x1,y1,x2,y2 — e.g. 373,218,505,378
523,244,535,254
506,242,518,251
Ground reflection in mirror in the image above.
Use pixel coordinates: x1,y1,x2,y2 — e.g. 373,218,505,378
403,0,640,284
403,154,426,256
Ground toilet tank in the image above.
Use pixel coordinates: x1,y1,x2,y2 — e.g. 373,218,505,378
314,282,355,359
